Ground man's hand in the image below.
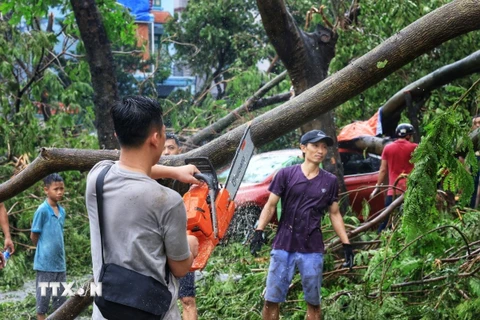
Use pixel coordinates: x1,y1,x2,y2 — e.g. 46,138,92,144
187,235,199,258
250,230,265,256
4,237,14,254
342,243,354,270
173,165,201,185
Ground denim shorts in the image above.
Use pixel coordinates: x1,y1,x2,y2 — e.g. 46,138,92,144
35,271,67,314
265,249,323,306
178,271,196,298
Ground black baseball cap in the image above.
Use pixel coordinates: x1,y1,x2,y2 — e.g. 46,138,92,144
300,130,334,146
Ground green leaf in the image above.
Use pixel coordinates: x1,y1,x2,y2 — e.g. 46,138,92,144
376,59,388,69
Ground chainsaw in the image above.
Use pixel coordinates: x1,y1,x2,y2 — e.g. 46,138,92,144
183,125,255,270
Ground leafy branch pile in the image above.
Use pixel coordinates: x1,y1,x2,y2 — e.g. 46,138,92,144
403,80,480,240
191,85,480,319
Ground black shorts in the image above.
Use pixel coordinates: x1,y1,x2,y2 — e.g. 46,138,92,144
178,271,195,298
35,271,67,314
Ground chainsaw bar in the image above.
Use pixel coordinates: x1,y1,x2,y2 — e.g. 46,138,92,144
224,123,255,200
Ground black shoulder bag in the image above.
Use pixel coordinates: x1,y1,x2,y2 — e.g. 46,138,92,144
94,165,172,320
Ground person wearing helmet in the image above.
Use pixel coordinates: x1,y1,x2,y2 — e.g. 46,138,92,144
370,123,418,232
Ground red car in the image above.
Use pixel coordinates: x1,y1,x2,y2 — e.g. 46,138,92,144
218,149,385,221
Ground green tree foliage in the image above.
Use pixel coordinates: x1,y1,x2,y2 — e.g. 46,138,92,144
0,0,141,157
165,0,269,99
0,0,137,291
329,0,480,129
403,81,479,240
114,44,171,97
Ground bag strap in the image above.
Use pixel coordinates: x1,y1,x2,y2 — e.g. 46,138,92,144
94,164,171,283
95,165,112,265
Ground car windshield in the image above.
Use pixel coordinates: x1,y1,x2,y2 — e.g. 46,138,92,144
218,152,302,184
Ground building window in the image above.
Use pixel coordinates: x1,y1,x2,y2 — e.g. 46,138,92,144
154,34,162,55
153,0,162,7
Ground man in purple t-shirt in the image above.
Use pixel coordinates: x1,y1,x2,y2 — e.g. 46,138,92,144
250,130,354,320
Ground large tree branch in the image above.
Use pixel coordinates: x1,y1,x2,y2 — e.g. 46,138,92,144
185,71,288,147
2,0,480,202
46,279,94,320
325,195,404,251
381,49,480,135
0,148,120,201
250,92,291,111
339,136,391,155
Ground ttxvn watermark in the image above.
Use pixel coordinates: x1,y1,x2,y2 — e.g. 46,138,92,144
38,282,102,297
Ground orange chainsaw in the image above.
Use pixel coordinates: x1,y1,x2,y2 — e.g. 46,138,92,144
183,125,255,270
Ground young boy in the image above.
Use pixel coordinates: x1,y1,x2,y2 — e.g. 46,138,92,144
30,173,67,320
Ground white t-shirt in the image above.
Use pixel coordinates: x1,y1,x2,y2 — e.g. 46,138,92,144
86,160,190,320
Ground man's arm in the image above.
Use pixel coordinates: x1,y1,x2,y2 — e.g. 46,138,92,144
30,208,43,247
167,235,199,278
328,202,350,244
249,192,280,256
370,159,388,198
0,203,14,254
150,164,201,185
329,202,355,269
163,201,199,277
376,159,388,186
256,193,281,231
30,232,40,246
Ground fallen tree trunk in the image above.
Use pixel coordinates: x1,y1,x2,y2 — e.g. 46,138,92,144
0,148,119,202
2,0,480,202
46,278,94,320
380,49,480,136
338,136,391,155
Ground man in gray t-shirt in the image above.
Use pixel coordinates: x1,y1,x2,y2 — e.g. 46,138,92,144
85,96,200,320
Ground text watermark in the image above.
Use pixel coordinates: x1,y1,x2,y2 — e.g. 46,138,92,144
38,282,102,297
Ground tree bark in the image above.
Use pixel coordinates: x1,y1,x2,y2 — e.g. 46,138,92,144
2,1,480,202
70,0,119,149
256,0,346,197
249,93,291,111
380,49,480,137
46,279,94,320
338,136,391,156
0,148,119,201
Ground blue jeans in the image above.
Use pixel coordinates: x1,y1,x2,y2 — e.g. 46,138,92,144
377,195,393,233
265,249,324,305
